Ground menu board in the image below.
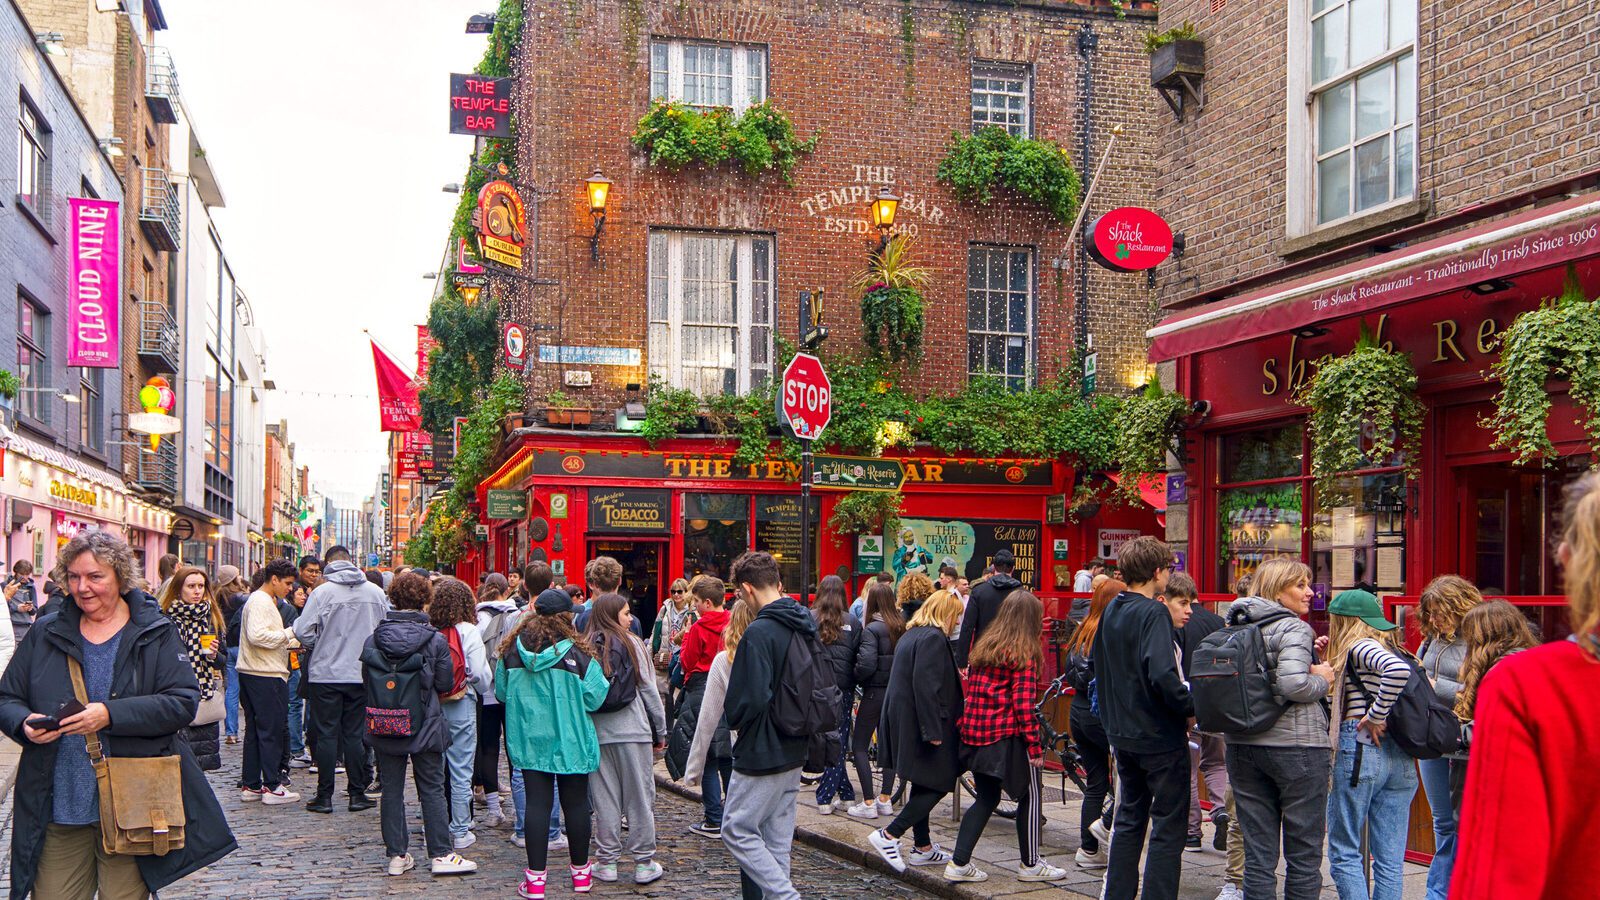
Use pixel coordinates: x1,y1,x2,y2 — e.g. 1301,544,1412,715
755,495,819,594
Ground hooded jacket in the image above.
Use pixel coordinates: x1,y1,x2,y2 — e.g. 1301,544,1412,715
1222,596,1332,749
853,616,896,689
955,571,1024,667
361,610,453,755
590,632,668,745
496,633,610,774
1093,590,1194,754
679,607,729,677
295,560,390,684
0,590,236,899
723,597,815,776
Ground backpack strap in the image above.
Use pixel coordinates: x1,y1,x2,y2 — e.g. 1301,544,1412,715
1345,647,1378,707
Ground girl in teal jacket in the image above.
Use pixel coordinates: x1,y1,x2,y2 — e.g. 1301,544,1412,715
495,589,609,899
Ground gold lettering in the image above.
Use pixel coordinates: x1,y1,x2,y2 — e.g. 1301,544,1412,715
903,465,922,483
1375,314,1393,352
1287,335,1309,392
783,462,801,481
1434,320,1466,363
687,459,711,478
1262,358,1279,396
712,459,731,478
1477,318,1500,355
665,458,687,476
921,463,943,483
765,460,786,480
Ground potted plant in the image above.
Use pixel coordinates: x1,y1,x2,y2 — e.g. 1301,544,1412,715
1146,21,1205,116
0,369,17,423
853,234,932,363
543,389,592,427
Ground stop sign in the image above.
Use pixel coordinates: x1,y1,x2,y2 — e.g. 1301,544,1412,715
777,353,832,441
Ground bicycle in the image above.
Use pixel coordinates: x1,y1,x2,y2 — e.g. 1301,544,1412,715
955,671,1101,819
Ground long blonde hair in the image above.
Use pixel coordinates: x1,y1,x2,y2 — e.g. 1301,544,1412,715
1560,471,1600,659
724,597,760,661
1418,574,1482,641
907,589,964,635
1326,614,1403,680
1454,600,1540,720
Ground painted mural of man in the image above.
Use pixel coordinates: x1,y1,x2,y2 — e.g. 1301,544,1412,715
891,528,934,581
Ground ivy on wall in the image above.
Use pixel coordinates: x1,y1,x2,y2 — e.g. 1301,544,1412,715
828,490,904,539
408,373,527,568
1482,269,1600,465
1294,326,1423,508
937,127,1082,224
632,100,820,184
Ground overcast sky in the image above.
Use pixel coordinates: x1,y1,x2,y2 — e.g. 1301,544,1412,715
161,0,490,506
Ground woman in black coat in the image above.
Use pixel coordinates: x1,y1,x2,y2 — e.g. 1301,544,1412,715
0,530,236,899
866,589,966,871
812,575,862,814
849,581,903,818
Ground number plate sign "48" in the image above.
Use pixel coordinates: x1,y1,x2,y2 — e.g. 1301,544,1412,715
777,352,832,442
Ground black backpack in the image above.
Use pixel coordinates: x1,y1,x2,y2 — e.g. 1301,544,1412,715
596,634,641,714
1345,649,1464,759
771,629,843,772
362,644,429,738
1191,607,1297,735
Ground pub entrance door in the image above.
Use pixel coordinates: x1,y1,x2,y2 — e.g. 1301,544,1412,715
587,538,667,640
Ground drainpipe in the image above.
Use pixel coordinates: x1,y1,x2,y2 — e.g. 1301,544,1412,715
1076,26,1098,360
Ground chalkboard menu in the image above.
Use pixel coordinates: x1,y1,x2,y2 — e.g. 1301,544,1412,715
755,495,820,594
590,489,671,535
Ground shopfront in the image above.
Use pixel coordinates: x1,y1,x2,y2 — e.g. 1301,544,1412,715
476,432,1160,624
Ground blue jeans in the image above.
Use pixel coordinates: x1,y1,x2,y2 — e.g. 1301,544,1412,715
442,698,477,838
1417,757,1456,900
1328,721,1419,900
509,767,563,840
224,646,241,737
286,668,304,756
701,756,734,827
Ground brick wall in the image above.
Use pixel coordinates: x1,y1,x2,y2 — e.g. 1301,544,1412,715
1151,0,1600,309
499,0,1167,413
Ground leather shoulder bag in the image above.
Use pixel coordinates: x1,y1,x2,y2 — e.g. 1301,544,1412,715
68,657,187,856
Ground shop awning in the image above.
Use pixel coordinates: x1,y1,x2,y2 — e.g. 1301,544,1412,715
1147,193,1600,361
0,424,134,495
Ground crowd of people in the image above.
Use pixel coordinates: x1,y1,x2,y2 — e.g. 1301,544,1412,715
0,473,1596,898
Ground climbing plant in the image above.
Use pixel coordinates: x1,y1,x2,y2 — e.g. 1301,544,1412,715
640,380,702,445
937,127,1082,224
827,490,903,539
1112,382,1191,496
1481,269,1600,465
853,234,930,362
632,100,820,184
1294,325,1424,506
419,287,501,436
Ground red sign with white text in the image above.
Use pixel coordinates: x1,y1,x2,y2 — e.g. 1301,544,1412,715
1088,206,1174,273
449,74,512,137
777,353,832,441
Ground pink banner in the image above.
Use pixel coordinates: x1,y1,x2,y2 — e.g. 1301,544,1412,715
371,340,421,431
68,198,121,367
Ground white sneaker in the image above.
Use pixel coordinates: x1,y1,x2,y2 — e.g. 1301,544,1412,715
943,861,988,883
387,853,415,876
261,786,300,805
846,801,879,820
548,833,570,852
592,862,618,883
239,787,264,802
1214,885,1244,900
334,765,346,775
452,831,476,850
511,833,526,849
867,829,906,873
1090,818,1112,847
817,800,835,815
1018,860,1069,882
430,853,478,875
876,799,894,816
634,861,663,884
907,843,952,866
1075,847,1108,869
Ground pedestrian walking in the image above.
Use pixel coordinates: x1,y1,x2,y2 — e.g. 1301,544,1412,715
864,589,964,877
847,580,902,820
1094,536,1192,900
585,593,668,885
810,575,860,814
158,566,227,772
153,552,179,602
1168,573,1229,853
7,559,37,644
239,557,302,805
472,573,518,826
362,572,477,877
667,575,732,834
0,530,236,898
1061,578,1121,870
955,548,1024,667
426,577,493,851
218,566,249,744
681,594,757,841
1414,575,1479,900
498,587,609,899
949,589,1065,882
720,551,819,900
1325,589,1417,900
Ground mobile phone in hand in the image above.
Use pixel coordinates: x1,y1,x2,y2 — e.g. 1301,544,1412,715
26,715,60,732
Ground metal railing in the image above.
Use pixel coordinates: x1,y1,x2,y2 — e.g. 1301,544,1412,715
133,438,179,496
144,46,179,124
139,167,181,251
136,301,180,372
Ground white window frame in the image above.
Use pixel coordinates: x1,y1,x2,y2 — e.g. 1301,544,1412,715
648,230,775,397
16,94,49,216
1286,0,1417,237
966,245,1035,392
649,39,768,112
971,61,1032,137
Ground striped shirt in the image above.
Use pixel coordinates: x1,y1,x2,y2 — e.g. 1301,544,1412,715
1341,638,1411,723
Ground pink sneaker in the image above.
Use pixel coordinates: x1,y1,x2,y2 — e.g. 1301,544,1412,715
571,862,593,893
517,869,546,899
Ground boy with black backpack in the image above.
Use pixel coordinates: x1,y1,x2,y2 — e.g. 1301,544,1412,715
721,551,838,900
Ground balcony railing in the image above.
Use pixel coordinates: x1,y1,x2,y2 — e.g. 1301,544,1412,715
132,438,178,497
136,301,180,372
144,46,179,124
139,167,181,252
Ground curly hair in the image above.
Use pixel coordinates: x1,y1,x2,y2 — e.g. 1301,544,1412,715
388,572,433,611
53,529,142,596
897,571,935,609
1418,575,1482,641
1454,600,1540,721
428,577,477,630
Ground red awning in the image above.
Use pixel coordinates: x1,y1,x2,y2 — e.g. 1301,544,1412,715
1106,472,1167,512
1147,192,1600,361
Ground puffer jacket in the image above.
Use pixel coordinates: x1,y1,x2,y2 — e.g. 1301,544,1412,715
184,721,222,771
1223,596,1332,748
816,611,863,696
854,617,896,689
1420,634,1468,706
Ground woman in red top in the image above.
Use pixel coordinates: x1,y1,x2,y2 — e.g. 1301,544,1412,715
1451,471,1600,900
947,589,1067,885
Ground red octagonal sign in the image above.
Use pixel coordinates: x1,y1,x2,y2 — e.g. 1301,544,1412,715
777,352,831,441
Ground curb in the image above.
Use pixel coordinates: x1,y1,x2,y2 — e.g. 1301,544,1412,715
656,772,977,900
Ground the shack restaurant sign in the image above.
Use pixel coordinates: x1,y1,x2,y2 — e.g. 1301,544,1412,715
1088,206,1173,272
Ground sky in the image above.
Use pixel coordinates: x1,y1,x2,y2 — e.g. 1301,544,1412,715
160,0,491,506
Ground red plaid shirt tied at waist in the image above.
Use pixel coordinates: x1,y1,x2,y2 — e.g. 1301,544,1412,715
957,663,1042,760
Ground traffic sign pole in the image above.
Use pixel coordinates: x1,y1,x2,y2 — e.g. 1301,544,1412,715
799,441,812,606
777,349,832,606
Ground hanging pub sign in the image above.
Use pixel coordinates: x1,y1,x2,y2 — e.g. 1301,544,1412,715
448,74,512,137
504,322,528,369
476,180,527,269
67,198,120,368
1087,206,1174,272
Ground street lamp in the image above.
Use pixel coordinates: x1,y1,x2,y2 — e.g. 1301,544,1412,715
35,32,65,57
99,138,125,157
466,13,496,34
586,168,612,262
442,183,462,193
870,187,899,252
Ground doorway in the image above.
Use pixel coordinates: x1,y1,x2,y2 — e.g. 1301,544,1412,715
1453,458,1586,595
587,539,666,639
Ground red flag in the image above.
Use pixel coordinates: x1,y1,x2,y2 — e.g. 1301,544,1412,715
371,340,421,432
416,325,438,384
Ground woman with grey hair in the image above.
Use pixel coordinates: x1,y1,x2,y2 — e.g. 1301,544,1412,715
0,529,236,897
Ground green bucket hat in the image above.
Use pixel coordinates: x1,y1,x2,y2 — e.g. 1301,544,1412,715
1328,589,1398,631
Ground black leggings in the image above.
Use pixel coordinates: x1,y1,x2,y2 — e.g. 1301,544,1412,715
1071,704,1116,853
524,770,591,871
884,783,942,848
852,686,895,800
954,769,1040,868
474,701,505,793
